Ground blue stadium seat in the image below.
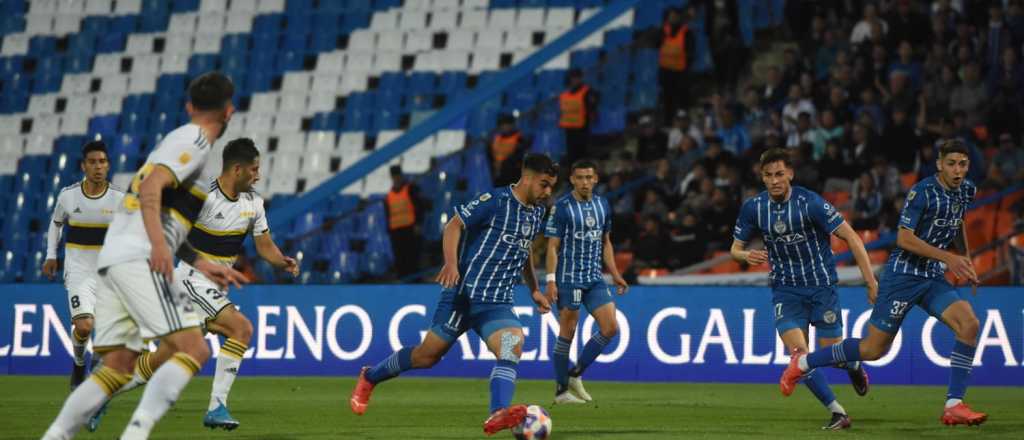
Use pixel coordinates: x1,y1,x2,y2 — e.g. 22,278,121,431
285,0,314,13
253,15,284,34
112,133,142,157
342,109,369,132
464,149,493,196
35,56,62,75
68,33,97,53
284,13,313,33
253,32,280,52
292,211,324,236
222,35,250,53
1,91,28,113
123,94,154,114
282,32,309,51
437,72,467,95
321,229,350,257
64,53,93,73
221,53,247,72
112,153,139,174
329,251,361,283
360,248,392,278
328,194,360,217
188,54,219,76
310,31,338,51
0,16,26,36
274,50,304,71
149,112,177,135
0,251,25,283
28,36,56,57
171,0,199,12
139,12,170,32
110,15,139,34
157,74,188,96
341,12,370,32
505,90,537,112
592,105,626,134
379,72,407,93
532,128,565,159
571,48,600,69
628,87,658,111
310,112,342,130
408,72,436,94
0,56,23,75
377,90,402,109
491,0,516,7
88,116,119,139
31,74,60,95
370,108,399,133
155,93,183,114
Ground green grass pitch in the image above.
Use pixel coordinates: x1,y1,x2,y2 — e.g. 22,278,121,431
1,376,1020,439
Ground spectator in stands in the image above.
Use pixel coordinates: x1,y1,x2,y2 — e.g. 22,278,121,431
760,65,787,109
948,19,979,61
983,4,1014,71
889,40,924,89
987,47,1024,96
634,114,668,163
385,165,421,278
782,84,815,134
639,188,669,220
851,2,888,45
850,172,883,230
930,13,956,48
881,194,906,233
915,141,939,181
650,159,679,204
791,144,821,191
700,136,737,175
633,216,668,269
704,187,738,251
667,109,704,151
708,0,746,92
887,0,929,48
559,68,598,170
1008,1,1024,44
740,86,771,143
854,87,885,130
786,112,814,148
986,83,1024,138
803,14,828,60
668,133,703,175
682,176,714,217
869,156,902,201
667,211,707,268
993,133,1024,182
815,29,843,80
809,109,844,160
825,85,854,125
678,162,708,200
922,64,957,123
715,107,751,156
881,70,916,117
819,141,852,187
849,120,880,171
657,7,696,124
949,62,988,128
781,47,806,90
880,106,920,172
487,114,528,187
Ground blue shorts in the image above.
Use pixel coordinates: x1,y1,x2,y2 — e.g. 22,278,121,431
557,279,614,313
772,285,843,338
868,273,963,334
429,288,521,344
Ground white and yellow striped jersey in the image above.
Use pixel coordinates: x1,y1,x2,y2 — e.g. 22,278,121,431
98,123,213,269
46,181,125,282
182,179,269,267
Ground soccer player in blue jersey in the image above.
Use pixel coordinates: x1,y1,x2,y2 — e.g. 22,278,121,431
732,148,878,430
544,159,628,404
781,140,987,426
350,154,559,435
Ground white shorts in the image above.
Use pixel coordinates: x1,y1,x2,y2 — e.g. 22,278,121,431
174,264,233,322
93,259,201,353
65,273,97,320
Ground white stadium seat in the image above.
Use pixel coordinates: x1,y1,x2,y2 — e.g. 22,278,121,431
405,30,434,53
273,114,302,132
168,13,198,35
86,0,114,15
348,31,376,52
399,10,428,30
125,34,154,54
430,9,458,30
54,14,82,34
1,34,29,55
488,9,517,28
276,133,306,153
370,10,399,30
545,8,574,28
517,9,545,29
257,0,286,13
306,131,336,152
377,31,404,51
469,50,500,73
113,0,141,14
460,9,487,29
316,52,345,73
307,93,337,113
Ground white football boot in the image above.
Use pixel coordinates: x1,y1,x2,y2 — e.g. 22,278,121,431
568,376,593,402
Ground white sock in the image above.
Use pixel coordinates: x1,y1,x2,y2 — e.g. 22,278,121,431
798,354,810,372
827,400,846,415
945,398,963,408
209,338,246,411
121,353,201,440
43,367,130,440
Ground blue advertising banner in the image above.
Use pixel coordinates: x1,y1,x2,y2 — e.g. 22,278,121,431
1,285,1022,385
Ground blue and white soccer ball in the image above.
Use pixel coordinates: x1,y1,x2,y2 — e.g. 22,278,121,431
512,405,551,440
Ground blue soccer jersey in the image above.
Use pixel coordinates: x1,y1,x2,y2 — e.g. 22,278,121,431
454,186,546,304
886,175,977,279
544,193,611,285
734,186,845,287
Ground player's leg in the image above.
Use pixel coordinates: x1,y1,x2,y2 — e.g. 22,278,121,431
812,286,869,396
114,260,208,439
351,289,464,415
780,327,846,422
481,316,529,435
924,284,986,425
552,284,582,402
203,307,252,430
571,282,618,380
43,274,140,440
68,277,98,389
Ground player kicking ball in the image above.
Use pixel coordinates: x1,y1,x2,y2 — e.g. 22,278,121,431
350,154,558,435
43,141,125,390
85,138,299,432
781,140,987,426
543,159,628,404
732,148,876,430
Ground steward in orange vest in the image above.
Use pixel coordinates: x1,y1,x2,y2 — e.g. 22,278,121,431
385,165,421,277
488,114,528,186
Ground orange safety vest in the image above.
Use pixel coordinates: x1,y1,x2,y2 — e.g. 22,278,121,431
559,85,589,129
491,132,520,164
386,184,416,230
659,24,688,71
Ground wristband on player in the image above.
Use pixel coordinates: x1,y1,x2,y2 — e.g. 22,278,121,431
176,243,199,266
545,273,556,283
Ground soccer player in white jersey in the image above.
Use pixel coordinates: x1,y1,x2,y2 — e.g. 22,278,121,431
43,140,125,389
732,148,877,430
782,140,987,426
86,138,299,432
42,72,247,440
544,159,628,404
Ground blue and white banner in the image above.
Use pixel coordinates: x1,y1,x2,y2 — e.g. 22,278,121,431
1,285,1022,385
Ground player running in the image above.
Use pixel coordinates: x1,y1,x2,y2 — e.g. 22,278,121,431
85,138,299,432
781,140,987,426
350,154,558,436
42,72,247,440
43,140,125,390
543,159,628,404
732,148,876,430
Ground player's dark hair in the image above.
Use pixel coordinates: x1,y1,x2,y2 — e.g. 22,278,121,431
522,153,559,177
571,159,598,174
81,140,107,158
759,148,793,169
222,138,260,170
938,139,970,158
188,72,235,111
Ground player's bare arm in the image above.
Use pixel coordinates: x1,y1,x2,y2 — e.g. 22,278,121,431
255,232,299,276
730,239,768,265
896,227,977,284
435,215,463,288
139,165,177,280
545,236,560,303
602,232,628,295
833,222,879,304
956,222,979,294
524,243,550,314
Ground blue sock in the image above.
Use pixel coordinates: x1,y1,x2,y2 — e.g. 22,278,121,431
573,332,610,376
947,340,976,400
807,338,861,369
803,368,838,409
366,347,414,384
490,360,518,414
552,336,571,389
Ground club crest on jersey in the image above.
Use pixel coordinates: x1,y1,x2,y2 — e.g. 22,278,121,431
823,310,837,324
907,190,916,201
585,215,596,227
479,193,491,202
179,152,191,165
773,219,787,234
521,224,532,236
